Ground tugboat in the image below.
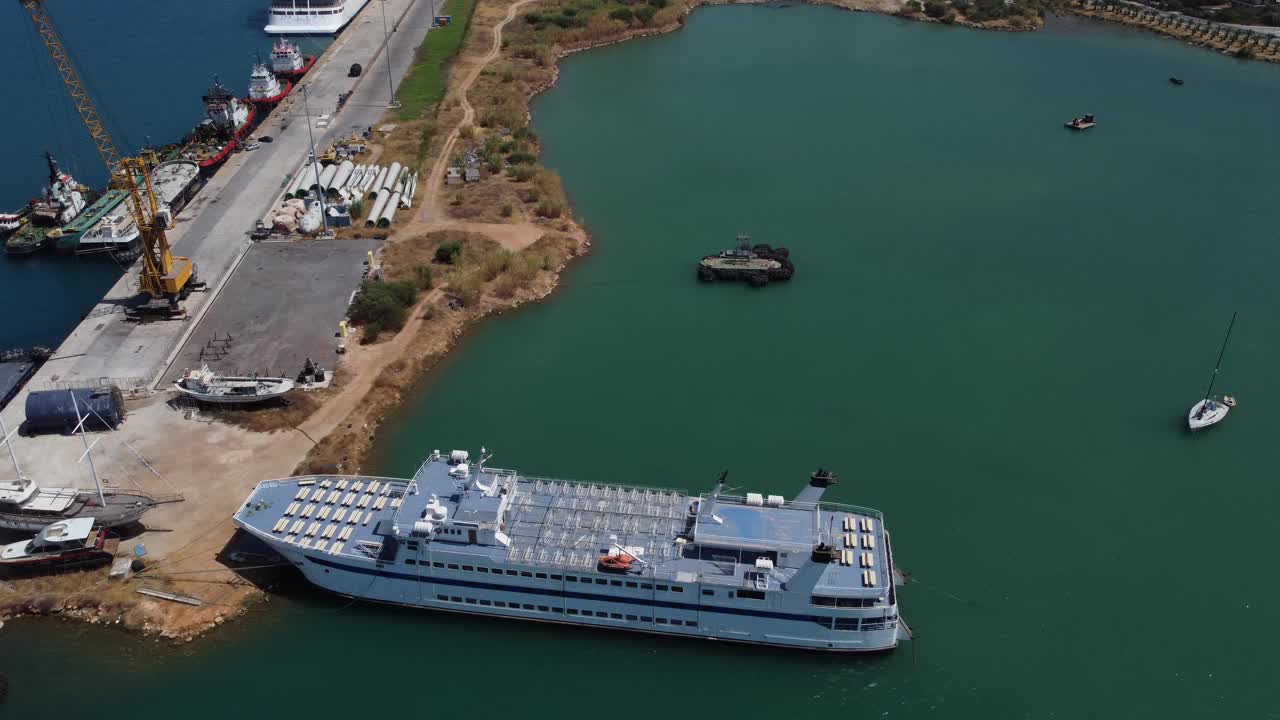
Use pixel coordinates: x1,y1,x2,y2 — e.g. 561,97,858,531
1064,113,1097,131
248,59,292,107
180,77,257,171
5,153,86,256
270,37,316,80
174,365,295,405
0,517,113,572
697,233,795,287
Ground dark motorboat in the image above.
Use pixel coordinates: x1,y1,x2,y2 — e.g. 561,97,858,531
1064,113,1097,131
0,517,113,572
1169,77,1184,86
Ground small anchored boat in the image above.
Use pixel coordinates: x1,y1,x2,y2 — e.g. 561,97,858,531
1065,114,1096,131
174,366,295,405
1169,77,1184,86
1187,312,1237,432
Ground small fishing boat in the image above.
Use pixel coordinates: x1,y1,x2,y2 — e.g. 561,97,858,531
1187,312,1237,432
174,365,295,405
0,517,112,571
1169,77,1184,86
1065,114,1096,131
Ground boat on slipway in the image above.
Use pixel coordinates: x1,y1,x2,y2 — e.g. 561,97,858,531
234,451,908,653
0,413,178,533
0,517,113,571
174,366,295,405
1188,312,1238,432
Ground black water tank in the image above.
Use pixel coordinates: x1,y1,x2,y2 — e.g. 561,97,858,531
348,63,362,77
24,387,125,434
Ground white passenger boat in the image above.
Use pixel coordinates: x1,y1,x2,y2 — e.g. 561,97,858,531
264,0,371,34
174,366,295,405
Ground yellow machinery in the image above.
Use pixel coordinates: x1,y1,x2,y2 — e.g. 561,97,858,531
20,0,195,303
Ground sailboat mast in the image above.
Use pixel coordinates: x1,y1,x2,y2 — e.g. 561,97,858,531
1202,312,1237,402
0,414,23,483
71,393,108,507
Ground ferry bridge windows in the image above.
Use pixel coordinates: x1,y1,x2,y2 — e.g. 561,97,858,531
404,559,417,565
480,599,492,606
522,604,535,610
626,614,639,621
656,584,669,592
521,571,533,578
433,562,444,568
610,580,622,587
550,574,562,581
640,583,653,590
535,573,548,580
437,594,449,601
447,563,459,570
495,601,508,608
462,565,474,572
595,579,608,585
610,613,623,620
671,586,684,593
538,606,551,612
465,598,477,605
450,596,462,603
476,566,489,573
567,609,580,615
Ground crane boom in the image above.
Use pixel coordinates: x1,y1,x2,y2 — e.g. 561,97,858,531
19,0,122,178
18,0,194,302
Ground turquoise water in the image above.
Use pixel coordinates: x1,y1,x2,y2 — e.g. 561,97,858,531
0,0,328,350
7,9,1280,718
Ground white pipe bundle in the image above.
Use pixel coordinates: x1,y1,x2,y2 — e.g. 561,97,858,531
369,166,389,199
328,160,355,193
286,161,314,198
365,189,390,227
346,165,366,190
377,192,401,228
382,162,402,194
358,166,376,195
317,163,339,192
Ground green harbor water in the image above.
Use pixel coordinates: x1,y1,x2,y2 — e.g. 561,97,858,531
6,8,1280,717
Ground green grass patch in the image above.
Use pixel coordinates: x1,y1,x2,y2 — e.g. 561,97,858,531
396,0,480,119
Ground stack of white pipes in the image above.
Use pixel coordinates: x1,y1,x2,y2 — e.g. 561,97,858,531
328,160,355,194
369,166,389,199
365,189,391,227
377,192,401,228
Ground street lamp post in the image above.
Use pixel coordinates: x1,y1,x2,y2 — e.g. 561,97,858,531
380,0,401,110
300,84,330,233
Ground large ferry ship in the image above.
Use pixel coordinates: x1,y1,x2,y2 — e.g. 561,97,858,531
234,450,907,653
264,0,370,34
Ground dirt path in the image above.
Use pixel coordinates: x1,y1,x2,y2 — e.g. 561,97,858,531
422,0,537,222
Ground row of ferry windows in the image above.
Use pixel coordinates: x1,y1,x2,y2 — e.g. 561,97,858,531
811,595,878,608
436,595,699,626
406,560,688,592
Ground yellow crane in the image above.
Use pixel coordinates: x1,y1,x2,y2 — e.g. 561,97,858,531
19,0,195,306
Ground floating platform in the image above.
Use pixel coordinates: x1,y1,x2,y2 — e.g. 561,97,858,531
698,234,795,287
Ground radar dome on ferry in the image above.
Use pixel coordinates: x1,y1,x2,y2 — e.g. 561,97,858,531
449,462,470,477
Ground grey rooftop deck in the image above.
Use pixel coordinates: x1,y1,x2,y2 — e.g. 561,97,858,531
235,453,890,594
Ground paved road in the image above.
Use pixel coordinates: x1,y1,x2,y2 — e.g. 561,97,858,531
0,0,434,429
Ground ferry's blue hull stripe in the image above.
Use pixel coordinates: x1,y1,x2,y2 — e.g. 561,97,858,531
303,555,850,624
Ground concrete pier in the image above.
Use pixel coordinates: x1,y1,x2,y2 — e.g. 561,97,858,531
0,0,435,429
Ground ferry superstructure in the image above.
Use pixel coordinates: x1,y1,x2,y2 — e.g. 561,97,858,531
234,451,907,652
264,0,370,34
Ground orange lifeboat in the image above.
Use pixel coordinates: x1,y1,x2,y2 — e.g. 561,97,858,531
598,553,634,573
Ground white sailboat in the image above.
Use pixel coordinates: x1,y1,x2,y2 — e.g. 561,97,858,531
1187,312,1237,432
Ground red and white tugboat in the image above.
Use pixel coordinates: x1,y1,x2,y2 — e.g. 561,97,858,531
248,60,292,107
270,37,316,80
181,77,257,171
0,517,112,572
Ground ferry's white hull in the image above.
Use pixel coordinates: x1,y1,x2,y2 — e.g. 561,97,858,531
264,0,370,34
